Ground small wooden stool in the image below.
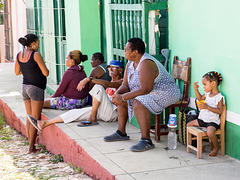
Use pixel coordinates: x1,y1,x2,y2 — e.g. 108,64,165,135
187,105,226,159
187,126,207,159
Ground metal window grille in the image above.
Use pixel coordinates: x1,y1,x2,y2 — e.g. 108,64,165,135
109,0,168,67
26,0,67,84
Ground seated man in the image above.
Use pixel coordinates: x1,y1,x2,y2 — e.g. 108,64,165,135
28,60,123,131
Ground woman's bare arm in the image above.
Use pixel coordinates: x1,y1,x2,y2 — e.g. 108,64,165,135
121,59,157,99
15,58,22,75
88,66,106,89
77,77,123,91
34,52,49,77
113,60,158,105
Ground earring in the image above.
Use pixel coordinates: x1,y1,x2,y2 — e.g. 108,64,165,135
32,45,36,49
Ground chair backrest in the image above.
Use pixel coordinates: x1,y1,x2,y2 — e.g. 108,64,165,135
220,105,226,132
171,56,191,101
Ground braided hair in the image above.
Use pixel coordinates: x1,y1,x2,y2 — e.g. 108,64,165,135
203,71,222,86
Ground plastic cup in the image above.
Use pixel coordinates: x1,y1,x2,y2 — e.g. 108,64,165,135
168,114,177,127
196,100,205,109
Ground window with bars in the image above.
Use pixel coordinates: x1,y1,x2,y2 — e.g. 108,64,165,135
109,0,168,69
26,0,67,84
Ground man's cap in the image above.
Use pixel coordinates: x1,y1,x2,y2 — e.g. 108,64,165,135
107,60,123,68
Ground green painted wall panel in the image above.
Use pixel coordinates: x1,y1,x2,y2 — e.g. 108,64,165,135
65,0,101,76
226,122,240,159
78,0,101,75
65,0,81,53
168,0,240,159
168,0,240,114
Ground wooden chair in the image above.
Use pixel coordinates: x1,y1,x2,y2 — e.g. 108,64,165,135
187,105,226,159
151,56,192,142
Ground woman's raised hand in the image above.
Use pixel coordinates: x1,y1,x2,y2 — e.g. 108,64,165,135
77,78,89,91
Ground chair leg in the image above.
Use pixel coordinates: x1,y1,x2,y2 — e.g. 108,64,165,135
169,107,175,114
220,134,225,155
187,128,191,153
197,133,202,159
155,114,161,142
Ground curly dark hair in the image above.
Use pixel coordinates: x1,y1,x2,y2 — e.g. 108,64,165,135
92,52,104,63
127,37,145,54
203,71,222,86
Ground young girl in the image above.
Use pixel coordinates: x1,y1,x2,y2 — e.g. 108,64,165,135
187,71,225,156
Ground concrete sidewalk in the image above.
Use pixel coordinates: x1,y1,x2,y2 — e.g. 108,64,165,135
0,63,240,180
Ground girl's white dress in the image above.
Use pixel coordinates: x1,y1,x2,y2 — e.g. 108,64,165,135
198,92,225,125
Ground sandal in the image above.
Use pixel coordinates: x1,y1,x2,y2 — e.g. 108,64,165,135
130,139,155,152
104,132,130,142
27,115,42,132
77,120,99,127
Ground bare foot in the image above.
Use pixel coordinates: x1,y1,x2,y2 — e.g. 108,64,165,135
208,147,219,156
28,146,37,154
37,120,46,131
87,116,98,123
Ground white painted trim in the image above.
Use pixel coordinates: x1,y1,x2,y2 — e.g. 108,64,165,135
189,97,240,126
226,111,240,126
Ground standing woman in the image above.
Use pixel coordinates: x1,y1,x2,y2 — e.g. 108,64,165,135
43,50,89,110
15,34,49,153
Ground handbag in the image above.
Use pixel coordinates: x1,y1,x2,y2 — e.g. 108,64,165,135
178,98,199,145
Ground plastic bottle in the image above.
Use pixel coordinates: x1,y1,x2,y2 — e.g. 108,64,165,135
168,126,177,150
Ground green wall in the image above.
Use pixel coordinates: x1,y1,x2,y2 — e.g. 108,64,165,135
168,0,240,159
65,0,101,76
65,0,81,55
226,122,240,160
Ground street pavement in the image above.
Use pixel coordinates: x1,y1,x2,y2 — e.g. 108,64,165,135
0,63,240,180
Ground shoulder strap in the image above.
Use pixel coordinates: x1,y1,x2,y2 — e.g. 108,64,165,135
27,51,32,60
17,52,21,62
98,64,106,73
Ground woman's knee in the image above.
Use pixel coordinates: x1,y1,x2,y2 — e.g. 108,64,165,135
132,100,145,112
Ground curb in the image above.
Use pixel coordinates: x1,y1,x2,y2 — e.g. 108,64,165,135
0,98,115,180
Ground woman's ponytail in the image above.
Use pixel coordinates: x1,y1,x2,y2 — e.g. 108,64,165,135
69,50,88,65
80,54,88,62
18,37,28,47
18,34,38,47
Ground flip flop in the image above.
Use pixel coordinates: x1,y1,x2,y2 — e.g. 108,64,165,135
81,120,89,124
27,115,42,132
77,120,99,127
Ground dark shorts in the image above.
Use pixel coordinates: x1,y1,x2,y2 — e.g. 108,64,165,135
22,84,44,101
197,119,219,130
